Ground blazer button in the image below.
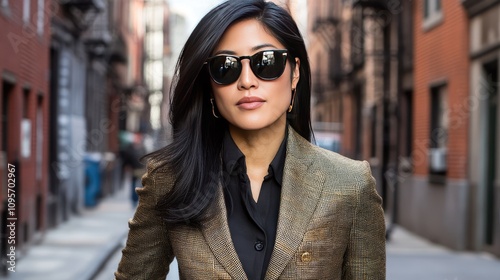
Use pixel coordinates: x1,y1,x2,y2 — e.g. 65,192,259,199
254,241,264,251
301,252,312,262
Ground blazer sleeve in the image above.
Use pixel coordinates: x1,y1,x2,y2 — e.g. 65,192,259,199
114,164,175,280
342,161,386,280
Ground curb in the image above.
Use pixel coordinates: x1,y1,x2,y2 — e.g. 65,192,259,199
85,231,128,280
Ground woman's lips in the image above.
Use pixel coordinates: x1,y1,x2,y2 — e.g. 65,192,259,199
237,96,265,110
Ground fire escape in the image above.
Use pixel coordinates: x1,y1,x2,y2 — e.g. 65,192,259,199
312,1,341,104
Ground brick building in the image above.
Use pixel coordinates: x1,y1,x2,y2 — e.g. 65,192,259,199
1,0,161,273
85,0,147,197
307,0,343,153
305,0,499,257
49,0,105,226
307,0,413,216
0,0,51,271
398,0,471,251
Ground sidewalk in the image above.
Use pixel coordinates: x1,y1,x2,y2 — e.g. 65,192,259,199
8,186,135,280
387,225,500,280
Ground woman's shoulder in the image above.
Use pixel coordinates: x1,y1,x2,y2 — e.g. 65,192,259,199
290,133,372,188
141,158,176,196
311,144,368,172
309,146,375,195
289,129,368,174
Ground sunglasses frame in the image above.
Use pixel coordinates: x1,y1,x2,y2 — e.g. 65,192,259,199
204,49,288,85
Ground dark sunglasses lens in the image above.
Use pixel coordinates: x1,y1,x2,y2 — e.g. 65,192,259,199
251,50,286,80
209,56,241,84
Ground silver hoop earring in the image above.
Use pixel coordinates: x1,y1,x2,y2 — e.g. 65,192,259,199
288,88,296,113
210,98,219,118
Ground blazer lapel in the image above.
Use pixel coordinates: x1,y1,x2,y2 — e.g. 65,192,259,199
201,184,248,280
265,128,326,279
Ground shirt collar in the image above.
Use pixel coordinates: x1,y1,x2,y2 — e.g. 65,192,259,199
222,128,288,185
223,132,245,175
269,131,287,185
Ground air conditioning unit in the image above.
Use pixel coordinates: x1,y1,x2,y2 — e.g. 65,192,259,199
429,148,447,172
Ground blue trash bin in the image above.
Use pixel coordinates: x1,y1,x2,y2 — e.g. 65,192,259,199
84,154,101,207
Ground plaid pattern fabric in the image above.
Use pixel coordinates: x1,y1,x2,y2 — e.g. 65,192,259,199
115,127,386,280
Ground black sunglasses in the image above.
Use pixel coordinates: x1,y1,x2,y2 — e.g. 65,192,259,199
204,49,288,85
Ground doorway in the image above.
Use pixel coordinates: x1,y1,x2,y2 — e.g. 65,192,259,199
1,79,14,275
482,60,498,251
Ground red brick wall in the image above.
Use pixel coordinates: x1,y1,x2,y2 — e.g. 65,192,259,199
0,0,51,243
413,0,469,179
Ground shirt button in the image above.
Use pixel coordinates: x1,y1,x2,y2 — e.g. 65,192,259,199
254,241,264,251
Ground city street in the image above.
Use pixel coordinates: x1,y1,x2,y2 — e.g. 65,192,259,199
97,221,500,280
6,179,500,279
2,1,500,277
5,185,136,280
96,188,500,280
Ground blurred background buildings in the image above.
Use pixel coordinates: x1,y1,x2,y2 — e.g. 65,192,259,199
0,0,499,276
306,0,500,259
0,0,169,273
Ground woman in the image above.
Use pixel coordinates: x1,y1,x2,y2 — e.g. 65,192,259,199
115,1,385,279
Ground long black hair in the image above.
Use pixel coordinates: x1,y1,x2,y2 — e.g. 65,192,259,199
148,0,312,226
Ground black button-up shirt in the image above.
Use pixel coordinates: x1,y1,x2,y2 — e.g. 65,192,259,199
222,132,286,280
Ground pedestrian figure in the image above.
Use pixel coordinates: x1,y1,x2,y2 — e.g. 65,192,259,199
115,1,385,279
119,135,145,207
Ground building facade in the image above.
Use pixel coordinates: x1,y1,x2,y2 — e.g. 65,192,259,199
144,0,165,148
463,0,500,256
105,0,147,194
0,0,51,271
397,0,471,251
49,0,106,226
0,0,167,274
308,0,412,218
307,0,343,153
306,0,500,258
48,0,148,224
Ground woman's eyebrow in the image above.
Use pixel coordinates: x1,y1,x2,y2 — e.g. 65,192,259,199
251,43,278,52
212,44,279,56
212,49,237,56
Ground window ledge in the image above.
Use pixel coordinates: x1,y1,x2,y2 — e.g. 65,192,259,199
422,12,443,32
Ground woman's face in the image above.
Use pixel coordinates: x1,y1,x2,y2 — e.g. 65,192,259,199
210,19,300,133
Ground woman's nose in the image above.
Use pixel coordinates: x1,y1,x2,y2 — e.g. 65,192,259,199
237,60,258,90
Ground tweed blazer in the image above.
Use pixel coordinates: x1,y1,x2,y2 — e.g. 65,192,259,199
115,128,386,280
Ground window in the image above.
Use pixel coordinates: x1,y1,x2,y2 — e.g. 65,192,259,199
23,88,30,118
23,0,30,24
22,88,32,158
402,90,413,157
36,95,43,180
424,0,441,18
37,0,44,35
423,0,442,31
429,85,448,183
1,80,14,152
1,0,10,15
399,90,413,175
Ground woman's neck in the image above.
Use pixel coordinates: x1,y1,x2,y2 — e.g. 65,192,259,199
229,121,286,170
